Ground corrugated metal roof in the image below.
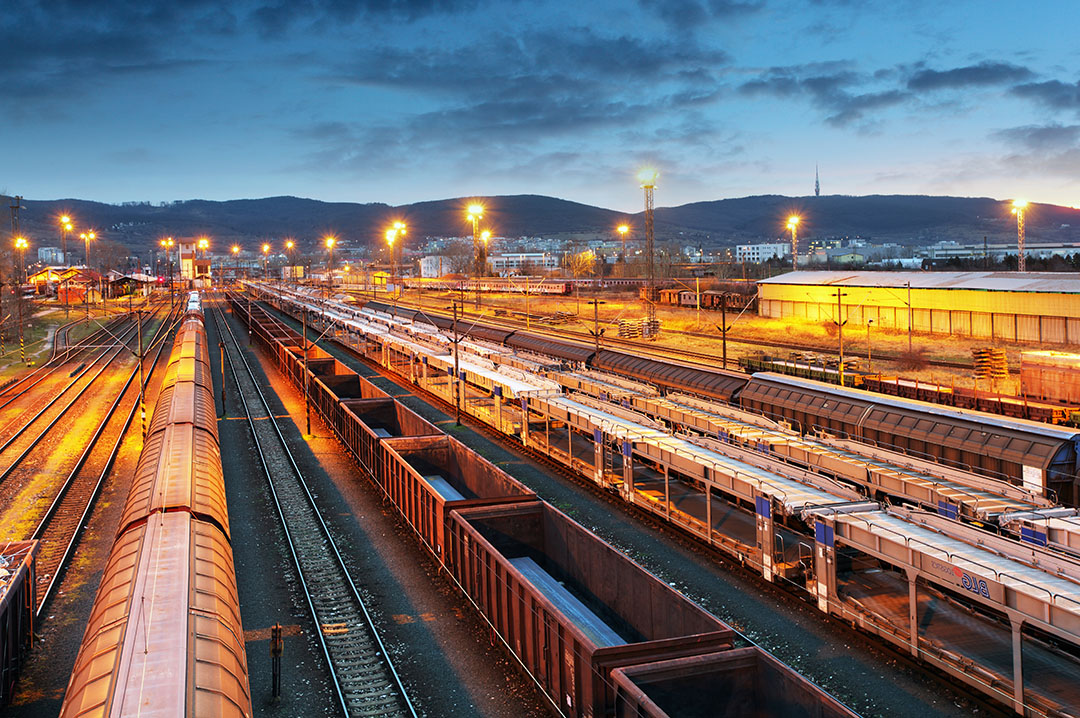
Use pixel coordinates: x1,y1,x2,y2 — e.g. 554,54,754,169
759,271,1080,294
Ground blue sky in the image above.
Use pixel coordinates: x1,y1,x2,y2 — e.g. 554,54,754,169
3,0,1078,212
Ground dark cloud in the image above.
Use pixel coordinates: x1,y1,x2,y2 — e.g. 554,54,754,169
1012,79,1080,111
994,123,1080,151
637,0,764,29
250,0,478,35
739,65,907,126
907,62,1033,91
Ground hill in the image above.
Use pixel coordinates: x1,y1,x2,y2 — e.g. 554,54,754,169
6,193,1079,254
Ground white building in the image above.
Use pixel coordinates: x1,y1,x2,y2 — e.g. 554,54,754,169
736,243,791,263
490,252,560,274
37,246,65,264
421,255,449,278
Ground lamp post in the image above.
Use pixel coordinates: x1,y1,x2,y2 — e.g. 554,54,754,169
262,243,271,280
14,237,28,364
787,216,800,270
638,168,658,324
867,318,874,372
285,239,295,286
160,237,175,308
324,236,336,299
467,204,483,308
1012,199,1028,272
59,215,72,267
617,224,629,268
232,245,240,286
197,237,209,288
81,231,96,322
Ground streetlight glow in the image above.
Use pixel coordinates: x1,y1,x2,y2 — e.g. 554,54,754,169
232,245,240,254
324,235,336,249
637,168,659,187
14,236,28,250
617,224,629,235
1012,199,1028,212
787,215,800,228
285,239,295,250
467,204,484,219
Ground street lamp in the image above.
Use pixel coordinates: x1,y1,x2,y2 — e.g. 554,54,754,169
197,237,210,287
1012,199,1028,272
81,231,96,322
59,215,73,268
617,224,629,264
14,237,28,364
285,239,295,284
231,245,240,285
324,236,336,297
160,237,175,307
262,243,271,279
467,204,484,307
787,216,800,270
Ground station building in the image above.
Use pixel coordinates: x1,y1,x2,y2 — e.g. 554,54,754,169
757,271,1080,345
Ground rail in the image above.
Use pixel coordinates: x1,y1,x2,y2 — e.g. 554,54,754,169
214,297,417,718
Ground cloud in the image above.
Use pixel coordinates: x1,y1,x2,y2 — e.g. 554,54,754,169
637,0,764,28
994,123,1080,151
1012,79,1080,111
249,0,479,35
907,61,1033,91
738,65,908,126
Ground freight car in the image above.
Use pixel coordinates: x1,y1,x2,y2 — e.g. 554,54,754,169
60,293,252,718
233,292,857,718
243,283,1080,715
403,277,571,294
0,541,37,707
740,372,1080,506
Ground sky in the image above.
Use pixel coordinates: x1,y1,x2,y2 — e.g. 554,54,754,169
2,0,1079,212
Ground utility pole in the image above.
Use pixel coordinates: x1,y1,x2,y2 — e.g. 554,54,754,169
587,299,605,356
303,306,311,436
452,300,461,426
833,289,849,386
907,280,913,353
716,293,733,371
138,311,146,437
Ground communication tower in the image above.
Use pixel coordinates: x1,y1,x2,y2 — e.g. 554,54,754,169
815,165,820,197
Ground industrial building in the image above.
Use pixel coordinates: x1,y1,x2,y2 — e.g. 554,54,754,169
757,271,1080,345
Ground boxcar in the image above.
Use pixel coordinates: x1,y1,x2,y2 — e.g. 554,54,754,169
446,501,734,718
380,435,535,561
611,647,858,718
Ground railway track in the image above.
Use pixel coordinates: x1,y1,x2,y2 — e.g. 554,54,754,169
214,298,417,718
32,304,179,615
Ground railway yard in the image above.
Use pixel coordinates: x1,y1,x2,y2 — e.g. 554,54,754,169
6,284,1080,718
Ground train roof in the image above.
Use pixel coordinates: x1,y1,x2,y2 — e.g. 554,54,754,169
759,270,1080,294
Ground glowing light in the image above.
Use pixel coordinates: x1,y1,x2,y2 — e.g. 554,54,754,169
63,222,73,231
1012,199,1028,214
60,215,71,224
481,230,491,244
324,235,336,249
197,237,209,250
386,228,397,246
231,245,240,254
637,168,659,187
617,224,629,235
285,239,295,250
393,220,406,233
787,215,800,228
14,236,28,250
262,243,270,254
467,204,484,219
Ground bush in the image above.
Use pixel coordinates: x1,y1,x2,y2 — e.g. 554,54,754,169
897,347,928,371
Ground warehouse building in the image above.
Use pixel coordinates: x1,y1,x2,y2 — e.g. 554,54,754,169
757,271,1080,345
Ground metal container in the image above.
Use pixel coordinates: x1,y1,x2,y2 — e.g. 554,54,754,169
381,435,535,561
339,398,440,479
447,501,735,718
0,541,37,707
60,514,251,718
611,648,858,718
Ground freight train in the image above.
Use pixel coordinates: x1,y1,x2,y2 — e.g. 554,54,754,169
59,293,252,718
352,298,1080,506
234,292,857,718
246,282,1080,717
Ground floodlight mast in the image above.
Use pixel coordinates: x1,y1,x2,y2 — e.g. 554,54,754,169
638,169,658,324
